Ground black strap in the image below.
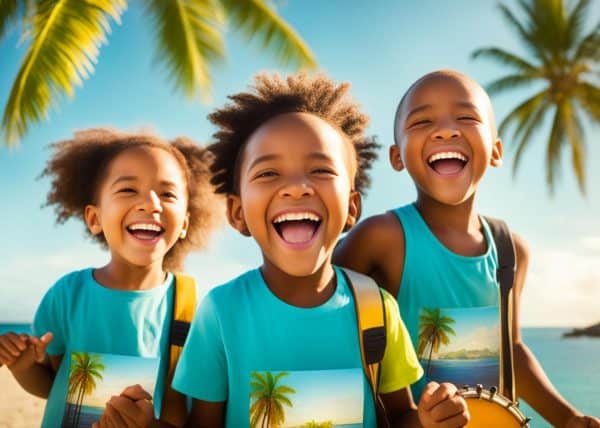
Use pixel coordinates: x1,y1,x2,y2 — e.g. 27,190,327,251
483,216,516,401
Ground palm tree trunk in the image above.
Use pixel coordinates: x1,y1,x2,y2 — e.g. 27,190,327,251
426,332,436,378
74,377,87,427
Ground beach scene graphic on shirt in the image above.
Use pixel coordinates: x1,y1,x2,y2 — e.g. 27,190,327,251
417,306,500,388
249,369,363,428
61,352,159,428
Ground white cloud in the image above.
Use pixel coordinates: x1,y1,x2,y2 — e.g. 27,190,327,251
580,236,600,252
520,245,600,327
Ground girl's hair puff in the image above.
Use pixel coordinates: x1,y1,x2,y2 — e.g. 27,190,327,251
208,72,380,196
41,128,223,271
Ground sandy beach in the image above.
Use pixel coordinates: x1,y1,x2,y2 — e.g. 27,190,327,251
0,367,44,428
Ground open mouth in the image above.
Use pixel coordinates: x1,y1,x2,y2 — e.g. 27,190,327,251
427,151,468,176
126,223,165,241
272,212,322,245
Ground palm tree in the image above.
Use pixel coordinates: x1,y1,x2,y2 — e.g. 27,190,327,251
417,307,456,378
64,352,105,428
0,0,316,146
250,371,295,428
472,0,600,194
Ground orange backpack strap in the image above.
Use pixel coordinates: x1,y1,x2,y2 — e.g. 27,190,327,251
340,267,389,428
161,274,196,426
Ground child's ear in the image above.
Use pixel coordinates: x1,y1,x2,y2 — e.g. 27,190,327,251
84,205,103,235
226,195,251,237
179,212,190,240
389,144,405,172
490,137,503,167
343,191,362,232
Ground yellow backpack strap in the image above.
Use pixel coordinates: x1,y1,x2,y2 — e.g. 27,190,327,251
161,273,196,426
341,267,389,427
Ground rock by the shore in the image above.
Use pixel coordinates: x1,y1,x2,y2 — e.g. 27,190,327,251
563,322,600,338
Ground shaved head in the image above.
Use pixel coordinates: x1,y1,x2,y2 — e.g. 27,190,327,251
394,70,497,144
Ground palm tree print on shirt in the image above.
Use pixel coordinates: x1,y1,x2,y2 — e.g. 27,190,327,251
418,307,457,378
250,371,296,428
64,352,105,428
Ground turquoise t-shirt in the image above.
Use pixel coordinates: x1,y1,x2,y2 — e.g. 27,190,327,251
32,268,174,427
393,204,501,402
173,265,422,428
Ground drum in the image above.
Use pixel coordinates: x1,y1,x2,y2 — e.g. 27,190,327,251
462,385,530,428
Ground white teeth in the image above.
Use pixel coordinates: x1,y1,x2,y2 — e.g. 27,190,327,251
428,151,467,163
128,223,162,232
273,212,321,223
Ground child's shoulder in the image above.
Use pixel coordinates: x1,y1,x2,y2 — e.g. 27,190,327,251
204,268,261,304
48,268,94,293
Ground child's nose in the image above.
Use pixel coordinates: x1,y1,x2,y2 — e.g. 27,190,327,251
137,191,163,212
278,177,315,199
432,125,461,141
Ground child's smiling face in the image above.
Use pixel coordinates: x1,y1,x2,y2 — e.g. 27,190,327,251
392,73,503,205
228,112,360,277
85,146,190,269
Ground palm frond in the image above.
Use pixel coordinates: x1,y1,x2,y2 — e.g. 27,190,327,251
498,2,548,64
564,0,590,50
546,104,566,193
0,0,19,39
485,73,540,96
575,82,600,122
1,0,125,146
512,102,551,176
562,101,586,193
498,90,549,138
219,0,316,69
472,47,540,74
146,0,225,101
573,24,600,63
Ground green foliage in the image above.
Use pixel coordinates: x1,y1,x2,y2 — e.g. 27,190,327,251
1,0,316,146
473,0,600,194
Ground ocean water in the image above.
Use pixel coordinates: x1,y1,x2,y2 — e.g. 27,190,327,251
424,356,498,386
1,324,598,425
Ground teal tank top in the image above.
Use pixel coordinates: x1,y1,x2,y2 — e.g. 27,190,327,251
393,203,500,401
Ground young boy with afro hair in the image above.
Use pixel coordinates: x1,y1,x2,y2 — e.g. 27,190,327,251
173,73,470,428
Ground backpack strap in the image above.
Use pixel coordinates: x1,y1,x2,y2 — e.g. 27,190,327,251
161,274,196,426
483,216,516,401
341,267,389,428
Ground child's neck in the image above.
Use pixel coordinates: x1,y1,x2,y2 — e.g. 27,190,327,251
415,193,487,257
94,259,167,291
260,258,336,308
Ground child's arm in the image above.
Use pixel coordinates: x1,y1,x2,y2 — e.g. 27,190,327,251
184,399,226,428
511,233,600,427
380,388,420,426
0,331,58,398
334,212,405,296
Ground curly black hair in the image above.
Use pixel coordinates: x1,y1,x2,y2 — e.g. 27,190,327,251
41,128,223,271
207,72,380,196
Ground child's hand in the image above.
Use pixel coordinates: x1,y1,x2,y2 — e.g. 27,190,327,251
0,331,53,372
418,381,469,428
93,384,156,428
566,414,600,428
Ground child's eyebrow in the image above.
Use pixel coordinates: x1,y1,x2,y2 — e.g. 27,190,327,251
110,176,137,188
406,104,432,121
247,154,280,171
455,101,480,111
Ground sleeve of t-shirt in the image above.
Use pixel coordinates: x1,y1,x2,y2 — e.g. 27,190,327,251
172,291,228,402
32,278,67,356
378,289,423,394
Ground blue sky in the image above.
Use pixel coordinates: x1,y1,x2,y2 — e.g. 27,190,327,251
1,0,599,326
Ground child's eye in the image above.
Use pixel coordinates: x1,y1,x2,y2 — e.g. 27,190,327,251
311,168,336,176
117,187,136,194
408,119,432,128
458,116,479,122
162,191,178,199
254,170,278,179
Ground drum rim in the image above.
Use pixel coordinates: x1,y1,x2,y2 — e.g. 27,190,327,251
461,386,530,426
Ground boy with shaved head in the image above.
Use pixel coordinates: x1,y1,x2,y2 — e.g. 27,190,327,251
335,70,599,427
